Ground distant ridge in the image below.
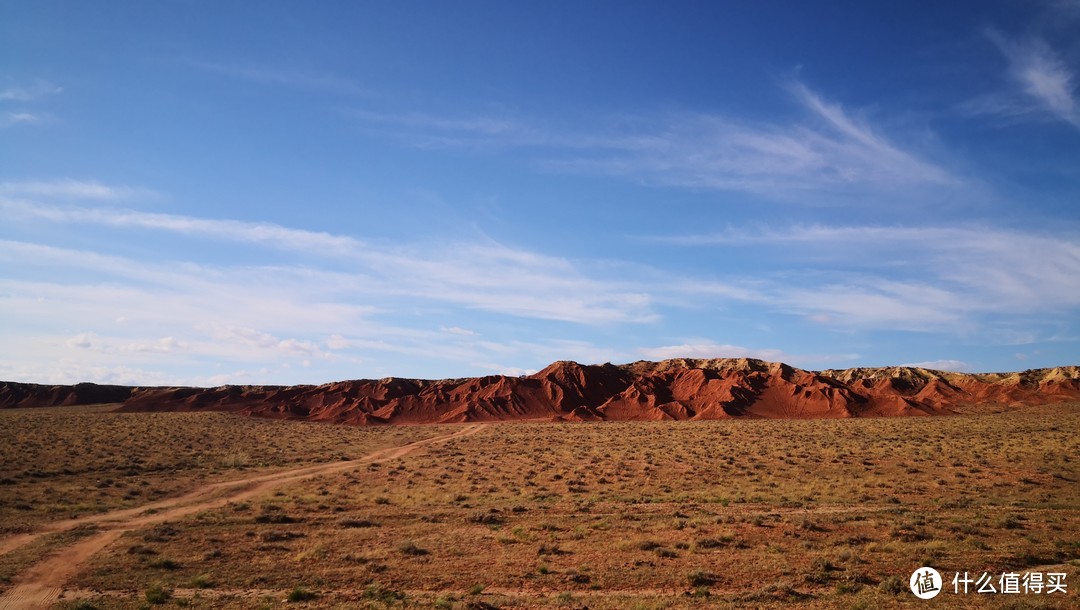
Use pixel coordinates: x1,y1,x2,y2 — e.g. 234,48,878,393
4,359,1078,423
0,381,133,409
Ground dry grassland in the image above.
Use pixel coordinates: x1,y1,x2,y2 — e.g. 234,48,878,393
0,406,442,534
2,404,1077,609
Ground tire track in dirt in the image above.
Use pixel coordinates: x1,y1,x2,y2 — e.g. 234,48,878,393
0,424,484,610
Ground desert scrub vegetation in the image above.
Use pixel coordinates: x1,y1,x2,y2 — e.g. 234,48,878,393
47,404,1080,608
0,405,442,533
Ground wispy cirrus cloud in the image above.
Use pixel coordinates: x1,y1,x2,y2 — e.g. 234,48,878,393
636,342,862,370
0,80,62,128
10,192,1077,335
348,109,527,138
0,197,655,325
188,60,368,96
349,82,959,202
1,112,43,127
901,359,974,373
551,85,956,198
2,197,357,252
0,179,157,201
0,80,62,102
0,237,649,384
342,108,590,151
637,342,787,362
972,30,1080,128
651,224,1080,330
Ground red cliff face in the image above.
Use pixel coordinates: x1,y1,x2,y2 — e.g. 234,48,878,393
5,360,1078,423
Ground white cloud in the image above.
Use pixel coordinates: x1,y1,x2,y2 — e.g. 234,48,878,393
0,179,156,201
126,336,183,353
349,109,526,138
636,342,861,369
2,111,42,126
901,359,974,372
0,80,62,102
441,326,478,336
651,224,1080,330
472,362,536,376
777,279,970,330
6,200,357,252
0,231,657,385
0,354,264,387
0,201,655,324
638,342,786,361
204,325,303,353
66,332,97,349
350,83,957,201
983,30,1080,128
0,80,61,129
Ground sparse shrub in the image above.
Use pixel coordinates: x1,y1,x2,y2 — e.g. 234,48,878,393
148,557,180,570
1000,514,1024,529
398,540,429,556
889,526,929,542
260,530,303,542
835,580,862,594
687,569,716,587
467,511,502,525
142,524,178,543
362,583,405,603
339,517,378,528
192,573,214,589
255,511,298,524
739,581,805,602
287,586,317,602
878,575,905,595
636,540,661,551
468,583,486,595
144,584,171,604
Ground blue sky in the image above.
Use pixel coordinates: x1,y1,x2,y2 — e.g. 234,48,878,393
2,1,1078,385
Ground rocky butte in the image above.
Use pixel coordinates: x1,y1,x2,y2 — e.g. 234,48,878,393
3,359,1078,424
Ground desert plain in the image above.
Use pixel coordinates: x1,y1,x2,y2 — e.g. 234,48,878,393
0,359,1077,609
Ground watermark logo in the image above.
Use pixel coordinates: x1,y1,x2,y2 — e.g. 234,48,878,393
908,567,1068,599
910,566,943,599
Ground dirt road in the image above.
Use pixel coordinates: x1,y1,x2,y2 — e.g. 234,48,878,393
0,423,485,610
